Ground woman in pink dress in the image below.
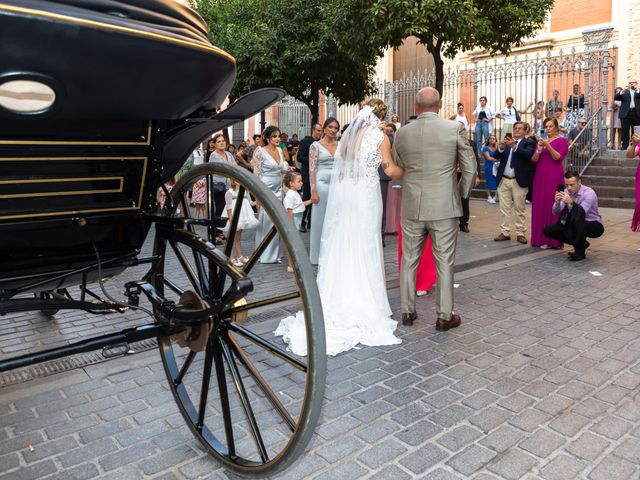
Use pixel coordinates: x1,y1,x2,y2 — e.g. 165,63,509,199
627,133,640,232
396,185,436,295
530,117,569,248
398,227,437,294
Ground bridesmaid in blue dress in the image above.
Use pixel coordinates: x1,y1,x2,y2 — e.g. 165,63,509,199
253,126,290,263
310,117,340,265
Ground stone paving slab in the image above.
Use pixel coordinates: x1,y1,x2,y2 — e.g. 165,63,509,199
1,203,640,479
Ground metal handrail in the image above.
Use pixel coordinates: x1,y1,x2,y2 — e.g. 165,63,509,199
565,107,602,175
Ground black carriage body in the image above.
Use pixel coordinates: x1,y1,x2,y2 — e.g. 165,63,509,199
0,2,325,476
0,121,155,291
0,0,237,294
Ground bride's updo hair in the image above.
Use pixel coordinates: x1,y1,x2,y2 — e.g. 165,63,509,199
366,98,388,120
261,125,281,146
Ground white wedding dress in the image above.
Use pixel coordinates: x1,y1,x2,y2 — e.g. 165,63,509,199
274,107,401,356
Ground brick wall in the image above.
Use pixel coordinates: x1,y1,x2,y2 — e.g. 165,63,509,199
550,0,612,32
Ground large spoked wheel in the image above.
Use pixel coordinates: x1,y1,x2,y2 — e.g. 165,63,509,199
152,163,326,477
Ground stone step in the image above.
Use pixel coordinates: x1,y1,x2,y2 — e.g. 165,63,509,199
598,197,636,209
583,165,638,177
590,185,635,198
596,149,632,160
581,175,636,188
588,156,639,167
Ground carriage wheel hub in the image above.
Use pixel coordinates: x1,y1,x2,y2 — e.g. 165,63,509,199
171,291,212,352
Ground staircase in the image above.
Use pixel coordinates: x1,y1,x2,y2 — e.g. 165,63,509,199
472,149,638,208
581,149,637,209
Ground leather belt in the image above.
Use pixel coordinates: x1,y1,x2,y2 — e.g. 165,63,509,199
502,175,515,179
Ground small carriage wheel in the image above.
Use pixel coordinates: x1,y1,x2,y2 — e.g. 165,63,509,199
36,291,59,316
152,163,326,476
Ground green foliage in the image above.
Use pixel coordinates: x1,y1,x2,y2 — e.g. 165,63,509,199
330,0,555,92
194,0,383,122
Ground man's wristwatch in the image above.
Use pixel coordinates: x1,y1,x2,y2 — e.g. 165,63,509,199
382,162,389,169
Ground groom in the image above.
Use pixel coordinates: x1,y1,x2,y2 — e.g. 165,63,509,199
393,87,477,330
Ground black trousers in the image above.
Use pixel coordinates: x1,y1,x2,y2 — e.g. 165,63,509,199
460,198,470,226
214,190,227,236
543,220,604,254
380,180,390,239
457,172,470,226
621,113,640,149
300,165,311,227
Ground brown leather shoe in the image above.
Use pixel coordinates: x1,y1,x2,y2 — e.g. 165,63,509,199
435,313,461,331
494,233,511,241
516,235,528,244
402,312,417,326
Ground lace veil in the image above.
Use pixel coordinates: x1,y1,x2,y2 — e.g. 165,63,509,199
333,105,381,183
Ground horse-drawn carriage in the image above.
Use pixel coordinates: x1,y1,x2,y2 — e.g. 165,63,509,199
0,1,325,476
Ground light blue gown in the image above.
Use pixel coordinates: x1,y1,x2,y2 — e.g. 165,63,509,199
254,147,288,263
309,142,336,264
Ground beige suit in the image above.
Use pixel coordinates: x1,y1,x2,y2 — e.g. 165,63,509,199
393,112,477,319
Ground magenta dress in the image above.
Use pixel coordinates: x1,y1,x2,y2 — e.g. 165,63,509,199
531,136,569,247
632,147,640,232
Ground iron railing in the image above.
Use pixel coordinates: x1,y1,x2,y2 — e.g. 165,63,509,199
566,108,601,175
261,27,616,153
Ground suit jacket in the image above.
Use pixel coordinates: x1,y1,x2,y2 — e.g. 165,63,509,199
494,137,535,189
614,89,640,119
297,135,314,170
393,112,477,221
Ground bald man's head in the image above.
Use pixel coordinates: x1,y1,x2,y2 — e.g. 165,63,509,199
415,87,441,114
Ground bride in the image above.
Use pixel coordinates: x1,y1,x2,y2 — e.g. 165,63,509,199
274,99,404,356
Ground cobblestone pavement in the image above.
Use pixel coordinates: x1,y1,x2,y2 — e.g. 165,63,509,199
1,200,639,479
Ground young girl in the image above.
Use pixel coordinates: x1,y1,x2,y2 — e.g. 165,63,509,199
191,176,207,220
283,172,313,273
222,180,259,267
156,177,175,212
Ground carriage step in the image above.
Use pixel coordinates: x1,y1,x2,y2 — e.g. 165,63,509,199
102,343,132,358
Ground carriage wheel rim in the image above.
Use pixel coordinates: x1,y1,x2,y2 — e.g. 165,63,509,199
152,162,326,475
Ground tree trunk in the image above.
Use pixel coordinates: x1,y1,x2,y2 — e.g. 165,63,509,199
308,94,320,126
425,37,444,96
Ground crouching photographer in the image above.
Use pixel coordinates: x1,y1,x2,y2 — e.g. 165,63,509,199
543,170,604,261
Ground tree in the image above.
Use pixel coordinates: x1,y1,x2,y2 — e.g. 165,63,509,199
330,0,554,94
194,0,383,124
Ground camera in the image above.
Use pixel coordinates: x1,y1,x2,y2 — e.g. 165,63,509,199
557,183,565,193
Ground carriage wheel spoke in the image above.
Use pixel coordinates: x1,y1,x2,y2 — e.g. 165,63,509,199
217,187,246,298
228,323,307,372
197,341,214,429
242,226,278,273
212,337,236,457
227,334,296,432
220,338,269,462
222,292,301,318
160,275,185,296
178,189,198,234
224,186,245,259
168,240,203,296
174,350,196,387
